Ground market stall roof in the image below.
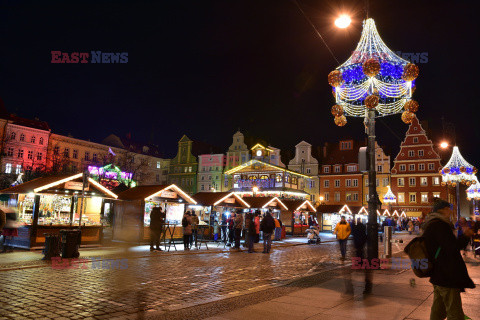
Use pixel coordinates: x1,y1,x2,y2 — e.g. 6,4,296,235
282,199,316,212
0,173,118,199
117,184,196,204
316,204,363,214
243,196,288,210
192,192,250,208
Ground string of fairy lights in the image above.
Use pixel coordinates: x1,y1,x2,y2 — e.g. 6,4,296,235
328,18,419,126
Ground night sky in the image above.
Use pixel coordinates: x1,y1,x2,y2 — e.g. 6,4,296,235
1,0,479,164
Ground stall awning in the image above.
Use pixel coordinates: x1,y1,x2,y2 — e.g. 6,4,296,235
117,184,196,204
316,204,363,214
192,192,250,208
0,173,118,199
282,199,316,212
243,196,288,210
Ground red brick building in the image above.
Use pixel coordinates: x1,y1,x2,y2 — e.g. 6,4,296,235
390,116,450,218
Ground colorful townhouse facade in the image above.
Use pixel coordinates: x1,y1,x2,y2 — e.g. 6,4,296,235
225,131,250,171
361,142,391,208
288,141,320,202
197,153,225,192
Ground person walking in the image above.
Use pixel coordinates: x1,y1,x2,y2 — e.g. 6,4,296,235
273,217,281,241
422,199,475,320
351,218,372,293
221,212,228,243
260,210,275,253
182,211,193,250
233,210,243,250
245,213,256,253
333,216,351,260
149,207,164,252
408,219,414,235
254,211,261,243
190,212,199,249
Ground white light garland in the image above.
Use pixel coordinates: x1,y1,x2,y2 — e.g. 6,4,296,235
441,146,477,186
467,176,480,200
383,185,397,203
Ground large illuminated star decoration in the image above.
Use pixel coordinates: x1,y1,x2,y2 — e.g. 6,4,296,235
328,18,420,126
440,146,477,187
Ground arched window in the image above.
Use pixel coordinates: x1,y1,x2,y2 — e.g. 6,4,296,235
260,175,269,180
10,132,16,140
39,137,44,145
276,174,282,182
30,136,36,143
20,134,25,142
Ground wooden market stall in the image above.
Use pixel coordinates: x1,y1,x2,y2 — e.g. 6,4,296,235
242,196,288,216
282,199,316,235
114,184,196,242
317,204,362,232
0,173,118,249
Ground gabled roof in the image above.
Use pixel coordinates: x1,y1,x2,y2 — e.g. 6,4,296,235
322,140,366,165
0,173,118,199
243,196,288,210
316,204,363,214
282,199,316,212
118,184,196,204
192,192,250,208
8,115,50,131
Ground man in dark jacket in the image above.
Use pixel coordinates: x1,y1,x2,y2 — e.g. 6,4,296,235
149,207,165,251
423,199,475,319
260,210,275,253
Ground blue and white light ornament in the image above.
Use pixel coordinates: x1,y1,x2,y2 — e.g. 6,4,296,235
440,146,478,187
466,177,480,200
383,185,397,204
328,18,420,126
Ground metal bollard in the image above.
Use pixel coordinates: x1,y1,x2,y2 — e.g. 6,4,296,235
383,226,392,258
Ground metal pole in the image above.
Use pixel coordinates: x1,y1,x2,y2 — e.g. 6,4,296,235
456,183,460,221
366,108,379,261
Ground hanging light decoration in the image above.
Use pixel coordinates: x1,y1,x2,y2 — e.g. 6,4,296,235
467,177,480,200
331,104,344,116
441,146,477,186
401,111,415,124
334,115,347,126
383,185,397,203
328,18,419,123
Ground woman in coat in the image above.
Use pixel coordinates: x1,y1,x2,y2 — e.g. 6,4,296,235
182,212,193,250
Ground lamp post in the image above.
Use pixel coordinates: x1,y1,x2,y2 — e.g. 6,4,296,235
330,18,419,261
440,146,477,221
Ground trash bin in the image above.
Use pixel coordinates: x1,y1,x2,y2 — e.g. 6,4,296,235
42,233,60,260
60,229,81,258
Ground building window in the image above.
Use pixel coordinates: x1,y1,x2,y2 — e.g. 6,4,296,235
376,179,379,187
27,151,34,160
421,177,428,186
324,180,330,188
409,164,415,171
189,166,192,172
17,149,24,158
5,163,12,173
334,192,340,202
15,164,22,174
340,141,352,150
418,150,424,157
324,193,329,201
157,161,161,169
408,150,415,157
421,193,429,203
323,166,330,173
20,134,25,142
409,177,416,186
10,132,16,140
433,177,440,185
400,164,406,171
353,179,358,187
419,163,425,171
428,163,435,171
334,166,341,173
346,179,351,187
377,165,382,172
73,150,78,159
54,146,59,155
347,165,356,172
306,168,311,174
365,194,369,202
398,193,405,203
201,184,204,191
433,192,440,199
92,153,97,162
39,137,44,145
7,147,13,157
334,179,340,187
85,152,90,161
409,193,417,203
383,178,389,187
156,174,160,182
346,193,352,201
413,137,418,143
184,167,188,173
63,148,70,158
37,152,42,161
30,136,36,143
398,177,405,186
353,193,359,201
365,178,369,186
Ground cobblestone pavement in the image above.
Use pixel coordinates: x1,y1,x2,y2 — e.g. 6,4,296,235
0,240,351,320
0,233,411,320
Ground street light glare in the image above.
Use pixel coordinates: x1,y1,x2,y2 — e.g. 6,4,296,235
335,14,351,28
440,142,449,149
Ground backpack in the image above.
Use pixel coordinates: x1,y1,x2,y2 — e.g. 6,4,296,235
182,217,188,228
403,236,440,278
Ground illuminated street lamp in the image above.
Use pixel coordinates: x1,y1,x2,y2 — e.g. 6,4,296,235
440,141,449,149
441,146,477,220
335,14,351,29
